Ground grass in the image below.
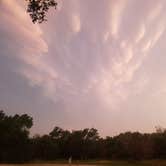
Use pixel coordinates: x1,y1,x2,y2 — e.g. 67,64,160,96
2,160,166,166
72,160,166,166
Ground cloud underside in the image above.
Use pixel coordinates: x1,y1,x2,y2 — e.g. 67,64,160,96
1,0,166,114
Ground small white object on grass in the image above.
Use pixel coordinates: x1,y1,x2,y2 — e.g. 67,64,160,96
68,156,72,165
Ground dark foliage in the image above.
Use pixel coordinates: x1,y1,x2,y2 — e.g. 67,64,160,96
26,0,57,23
0,110,33,163
1,111,166,163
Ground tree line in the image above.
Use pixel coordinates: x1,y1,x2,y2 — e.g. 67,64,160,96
0,110,166,163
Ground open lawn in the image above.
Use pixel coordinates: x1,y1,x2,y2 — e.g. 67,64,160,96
1,160,166,166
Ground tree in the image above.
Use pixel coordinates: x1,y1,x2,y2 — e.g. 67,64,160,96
26,0,57,23
0,110,33,162
49,126,71,158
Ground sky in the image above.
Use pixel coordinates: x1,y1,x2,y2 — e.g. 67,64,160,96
1,0,166,137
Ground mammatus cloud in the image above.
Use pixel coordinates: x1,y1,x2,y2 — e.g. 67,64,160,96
0,0,59,99
49,0,166,109
1,0,166,106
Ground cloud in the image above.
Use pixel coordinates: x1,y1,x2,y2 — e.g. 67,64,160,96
1,0,166,135
0,0,59,99
109,0,128,38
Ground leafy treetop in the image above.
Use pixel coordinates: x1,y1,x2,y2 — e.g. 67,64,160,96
26,0,57,23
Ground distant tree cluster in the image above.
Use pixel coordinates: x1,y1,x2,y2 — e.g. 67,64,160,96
1,110,166,163
26,0,57,23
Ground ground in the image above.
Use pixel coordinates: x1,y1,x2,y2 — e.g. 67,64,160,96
1,160,166,166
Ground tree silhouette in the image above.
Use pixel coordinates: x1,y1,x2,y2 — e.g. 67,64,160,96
0,110,33,162
2,110,166,162
26,0,57,23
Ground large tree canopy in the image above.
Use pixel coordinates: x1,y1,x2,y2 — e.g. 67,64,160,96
0,111,33,162
26,0,57,23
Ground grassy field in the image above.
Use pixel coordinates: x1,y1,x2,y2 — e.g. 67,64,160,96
83,160,166,166
66,160,166,166
74,160,166,166
1,160,166,166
